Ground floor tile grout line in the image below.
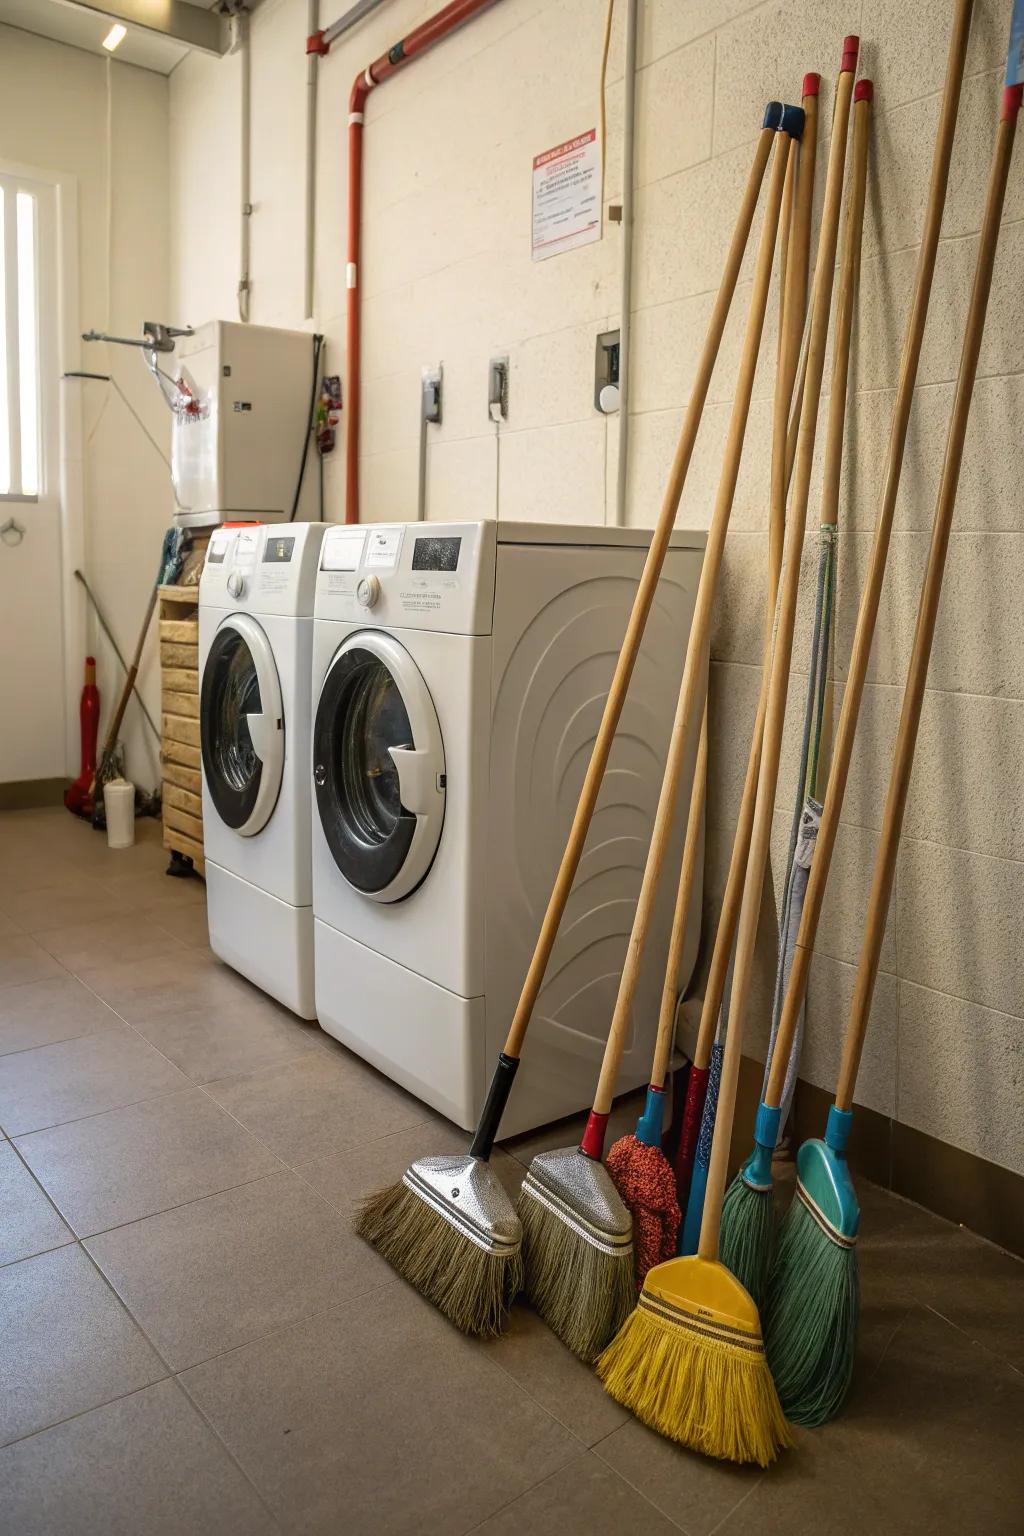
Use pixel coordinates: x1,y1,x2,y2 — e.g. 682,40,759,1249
919,1301,1024,1375
590,1434,700,1536
0,1370,175,1454
164,1373,288,1534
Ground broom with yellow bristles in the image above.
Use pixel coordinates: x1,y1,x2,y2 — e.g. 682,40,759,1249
766,31,1020,1429
596,42,861,1466
356,103,788,1338
719,73,872,1308
517,107,803,1365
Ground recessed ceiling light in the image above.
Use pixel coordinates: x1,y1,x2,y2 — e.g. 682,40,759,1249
102,23,127,52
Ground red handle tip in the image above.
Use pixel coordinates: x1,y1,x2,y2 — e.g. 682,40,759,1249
1002,83,1023,122
854,78,873,103
841,33,860,72
802,71,821,98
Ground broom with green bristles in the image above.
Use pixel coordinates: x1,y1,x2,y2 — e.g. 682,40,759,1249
355,104,786,1338
720,74,872,1308
518,107,802,1365
596,43,861,1467
766,41,1020,1430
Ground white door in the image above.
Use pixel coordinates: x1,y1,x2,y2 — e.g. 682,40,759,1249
0,170,63,784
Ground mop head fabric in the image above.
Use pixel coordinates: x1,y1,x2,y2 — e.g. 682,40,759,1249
518,1148,635,1362
720,1175,775,1308
605,1134,681,1284
597,1256,792,1467
764,1181,859,1425
355,1155,522,1338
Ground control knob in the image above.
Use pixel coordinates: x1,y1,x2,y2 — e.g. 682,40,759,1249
226,571,246,598
356,574,381,609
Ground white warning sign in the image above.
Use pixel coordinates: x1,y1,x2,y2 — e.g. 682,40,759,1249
531,129,601,262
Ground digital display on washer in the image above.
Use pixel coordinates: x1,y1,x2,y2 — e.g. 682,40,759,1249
412,536,461,572
263,536,295,564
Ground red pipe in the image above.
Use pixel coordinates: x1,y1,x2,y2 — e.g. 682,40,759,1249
343,0,498,521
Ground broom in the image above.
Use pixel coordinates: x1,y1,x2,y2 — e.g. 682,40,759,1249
356,104,786,1338
517,108,802,1364
671,69,821,1213
720,76,871,1306
604,706,707,1283
678,38,860,1257
595,53,861,1462
766,42,1019,1431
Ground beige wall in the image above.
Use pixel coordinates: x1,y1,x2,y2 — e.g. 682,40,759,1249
0,25,172,789
168,0,1022,1179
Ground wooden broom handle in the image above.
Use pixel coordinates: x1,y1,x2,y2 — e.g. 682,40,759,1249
651,705,708,1089
499,125,777,1062
763,85,871,1106
836,87,1020,1111
687,88,813,1075
699,58,858,1260
591,129,794,1116
768,0,974,1110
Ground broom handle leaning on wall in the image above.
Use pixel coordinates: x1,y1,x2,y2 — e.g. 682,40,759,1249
836,82,1021,1111
588,124,797,1125
765,0,975,1108
496,121,779,1065
699,55,858,1260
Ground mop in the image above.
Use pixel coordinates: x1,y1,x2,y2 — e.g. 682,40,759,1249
766,15,1016,1429
720,76,871,1307
355,104,785,1338
596,50,860,1461
517,108,802,1364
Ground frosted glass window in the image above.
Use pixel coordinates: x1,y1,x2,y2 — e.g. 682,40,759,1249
0,186,9,496
16,193,38,497
0,176,42,500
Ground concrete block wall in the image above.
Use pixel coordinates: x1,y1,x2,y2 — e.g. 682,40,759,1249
168,0,1022,1181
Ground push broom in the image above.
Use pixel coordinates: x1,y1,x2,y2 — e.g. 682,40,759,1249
516,107,803,1364
356,104,786,1337
596,41,859,1468
720,75,871,1307
604,79,813,1279
671,68,821,1213
722,0,976,1301
766,39,1020,1431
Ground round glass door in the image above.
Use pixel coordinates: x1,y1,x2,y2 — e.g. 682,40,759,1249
200,616,284,836
314,632,445,902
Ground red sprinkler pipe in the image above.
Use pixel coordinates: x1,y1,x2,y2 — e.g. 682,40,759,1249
342,0,499,521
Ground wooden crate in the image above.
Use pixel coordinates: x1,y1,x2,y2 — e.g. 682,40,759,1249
159,580,205,876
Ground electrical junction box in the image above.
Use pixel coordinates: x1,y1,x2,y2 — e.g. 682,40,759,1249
171,321,317,528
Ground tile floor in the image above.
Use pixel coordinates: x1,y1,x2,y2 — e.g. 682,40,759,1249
0,806,1021,1535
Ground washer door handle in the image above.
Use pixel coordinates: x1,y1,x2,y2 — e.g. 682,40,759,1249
246,711,278,763
389,746,443,816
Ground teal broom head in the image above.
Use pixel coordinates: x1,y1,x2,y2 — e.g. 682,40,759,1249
720,1102,780,1307
764,1106,860,1425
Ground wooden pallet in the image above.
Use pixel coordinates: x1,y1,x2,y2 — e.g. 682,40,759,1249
159,575,206,876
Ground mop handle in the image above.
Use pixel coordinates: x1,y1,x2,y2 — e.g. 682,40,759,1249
587,122,799,1125
498,120,781,1065
686,80,816,1078
836,81,1022,1111
699,50,859,1259
650,705,708,1091
763,81,871,1107
765,0,974,1111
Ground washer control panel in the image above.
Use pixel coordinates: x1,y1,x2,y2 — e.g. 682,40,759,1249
200,522,328,615
315,521,497,636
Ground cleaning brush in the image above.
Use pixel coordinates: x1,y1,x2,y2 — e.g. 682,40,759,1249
355,103,785,1337
720,75,871,1308
597,37,861,1468
766,7,1014,1426
519,107,802,1363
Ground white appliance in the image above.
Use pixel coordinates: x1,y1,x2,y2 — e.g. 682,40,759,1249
199,521,328,1016
172,321,318,528
311,520,707,1136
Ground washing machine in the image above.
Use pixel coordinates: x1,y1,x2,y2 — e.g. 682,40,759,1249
199,521,327,1016
311,520,707,1135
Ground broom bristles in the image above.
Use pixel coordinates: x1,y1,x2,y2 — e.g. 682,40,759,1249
356,1181,522,1338
519,1192,635,1363
720,1174,775,1308
764,1186,859,1425
597,1292,792,1467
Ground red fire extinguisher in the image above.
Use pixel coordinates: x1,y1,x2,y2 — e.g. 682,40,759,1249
64,657,101,818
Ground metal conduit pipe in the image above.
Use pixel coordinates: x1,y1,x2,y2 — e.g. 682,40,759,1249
613,0,638,526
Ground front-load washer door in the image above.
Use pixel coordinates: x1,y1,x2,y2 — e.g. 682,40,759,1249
313,631,445,903
200,613,284,837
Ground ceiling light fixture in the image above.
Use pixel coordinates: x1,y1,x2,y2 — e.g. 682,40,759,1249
102,23,127,52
